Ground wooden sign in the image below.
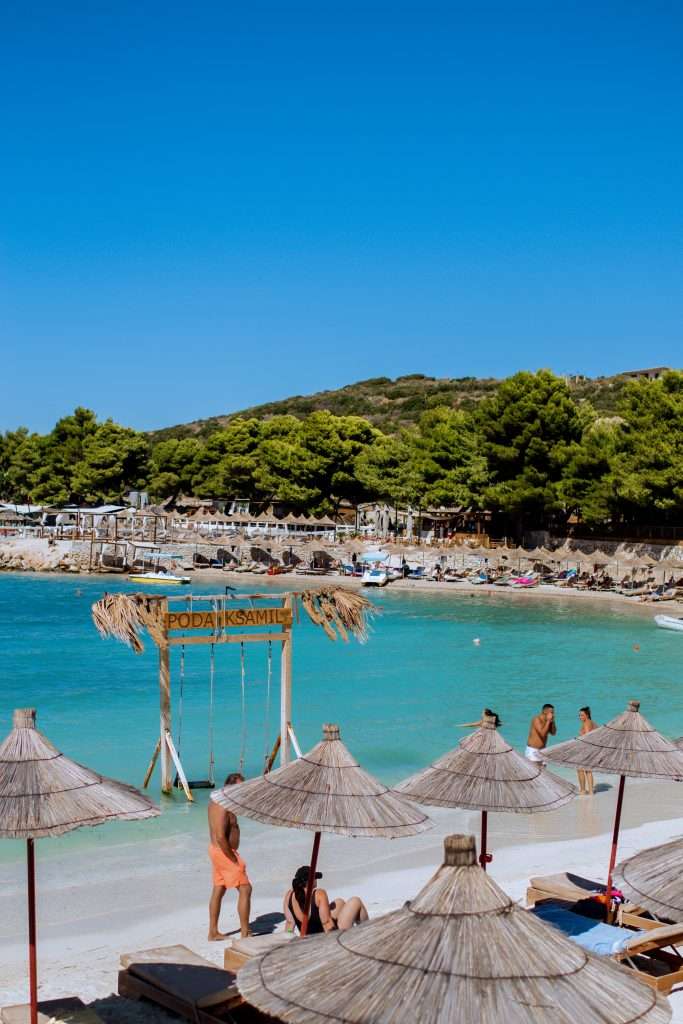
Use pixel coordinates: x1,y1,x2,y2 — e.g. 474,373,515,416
165,607,293,631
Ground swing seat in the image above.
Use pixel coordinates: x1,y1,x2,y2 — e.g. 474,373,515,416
174,774,215,790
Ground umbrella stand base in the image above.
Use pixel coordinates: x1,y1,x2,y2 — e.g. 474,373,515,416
1,997,102,1024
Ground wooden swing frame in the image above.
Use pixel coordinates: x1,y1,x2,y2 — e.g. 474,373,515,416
140,592,295,801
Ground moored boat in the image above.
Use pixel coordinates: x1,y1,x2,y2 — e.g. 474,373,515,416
654,614,683,633
362,567,388,587
127,570,191,585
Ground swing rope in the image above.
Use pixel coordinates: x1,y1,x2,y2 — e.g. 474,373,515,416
263,641,273,770
176,644,186,755
239,642,247,774
208,644,216,786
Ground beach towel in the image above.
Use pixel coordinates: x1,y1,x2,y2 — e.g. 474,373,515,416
208,845,250,889
532,901,646,956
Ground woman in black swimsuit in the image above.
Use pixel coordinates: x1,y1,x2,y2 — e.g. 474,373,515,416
283,865,369,934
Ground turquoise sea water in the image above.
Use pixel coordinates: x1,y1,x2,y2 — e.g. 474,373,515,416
1,573,680,859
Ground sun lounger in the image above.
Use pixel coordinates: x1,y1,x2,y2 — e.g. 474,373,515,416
531,900,683,994
118,944,242,1024
527,871,657,930
1,997,104,1024
223,931,295,972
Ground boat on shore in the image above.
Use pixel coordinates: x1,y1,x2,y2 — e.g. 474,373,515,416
362,567,388,587
654,614,683,633
127,570,191,585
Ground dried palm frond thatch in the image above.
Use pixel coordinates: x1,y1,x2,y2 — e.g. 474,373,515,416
395,712,575,869
91,592,166,653
545,700,683,897
212,723,429,838
615,836,683,923
237,833,669,1024
297,587,376,643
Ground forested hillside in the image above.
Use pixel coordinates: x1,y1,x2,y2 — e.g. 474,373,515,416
150,372,632,442
2,370,681,538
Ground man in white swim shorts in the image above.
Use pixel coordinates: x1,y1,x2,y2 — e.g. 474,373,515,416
526,703,556,763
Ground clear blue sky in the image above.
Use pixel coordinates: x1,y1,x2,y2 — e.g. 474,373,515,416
2,2,682,432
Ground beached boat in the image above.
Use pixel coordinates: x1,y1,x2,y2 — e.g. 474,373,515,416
362,567,388,587
127,570,191,585
654,614,683,633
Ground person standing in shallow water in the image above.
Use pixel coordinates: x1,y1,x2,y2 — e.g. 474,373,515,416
207,772,252,940
525,703,556,763
577,706,598,795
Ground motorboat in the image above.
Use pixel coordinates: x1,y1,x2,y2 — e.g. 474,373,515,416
128,570,191,585
654,615,683,632
362,567,388,587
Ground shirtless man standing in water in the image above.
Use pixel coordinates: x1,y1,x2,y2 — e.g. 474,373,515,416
526,704,556,763
207,772,252,940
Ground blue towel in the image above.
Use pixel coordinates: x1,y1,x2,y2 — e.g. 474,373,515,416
532,901,646,956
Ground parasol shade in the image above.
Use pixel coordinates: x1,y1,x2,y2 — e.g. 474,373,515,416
395,713,575,869
0,708,158,1024
545,700,683,897
0,708,159,839
614,837,683,923
212,723,430,838
237,833,670,1024
212,723,430,937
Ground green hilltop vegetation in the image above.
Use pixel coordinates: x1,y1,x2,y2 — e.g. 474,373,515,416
1,369,682,537
150,372,632,442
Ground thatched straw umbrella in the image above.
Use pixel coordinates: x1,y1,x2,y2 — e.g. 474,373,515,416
237,833,670,1024
212,723,430,935
0,708,159,1024
394,713,575,870
614,836,683,923
545,700,683,899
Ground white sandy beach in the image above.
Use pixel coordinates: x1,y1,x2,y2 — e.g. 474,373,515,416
3,777,683,1019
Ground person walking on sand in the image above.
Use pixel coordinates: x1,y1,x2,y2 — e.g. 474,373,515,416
577,706,598,795
525,703,556,763
208,772,252,941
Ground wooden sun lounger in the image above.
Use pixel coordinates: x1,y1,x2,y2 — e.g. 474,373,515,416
1,998,104,1024
533,900,683,995
118,944,242,1024
526,872,659,930
617,923,683,994
223,931,295,972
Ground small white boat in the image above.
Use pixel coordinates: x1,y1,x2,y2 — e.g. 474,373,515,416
362,567,388,587
654,614,683,633
128,571,191,586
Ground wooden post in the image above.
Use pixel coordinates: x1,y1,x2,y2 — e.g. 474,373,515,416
159,642,172,793
606,774,626,899
27,838,38,1024
300,831,321,938
280,595,293,766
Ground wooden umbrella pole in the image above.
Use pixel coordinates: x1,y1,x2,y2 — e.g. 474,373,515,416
27,838,38,1024
479,810,492,870
300,831,322,938
606,774,626,898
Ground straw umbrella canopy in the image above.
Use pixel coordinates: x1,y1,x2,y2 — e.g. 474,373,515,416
237,833,670,1024
212,723,431,935
0,708,159,1024
394,713,576,870
614,836,683,923
545,700,683,898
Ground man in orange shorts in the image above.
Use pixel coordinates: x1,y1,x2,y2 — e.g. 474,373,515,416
208,772,252,940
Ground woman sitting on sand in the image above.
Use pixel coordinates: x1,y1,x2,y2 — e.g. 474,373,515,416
283,865,369,934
